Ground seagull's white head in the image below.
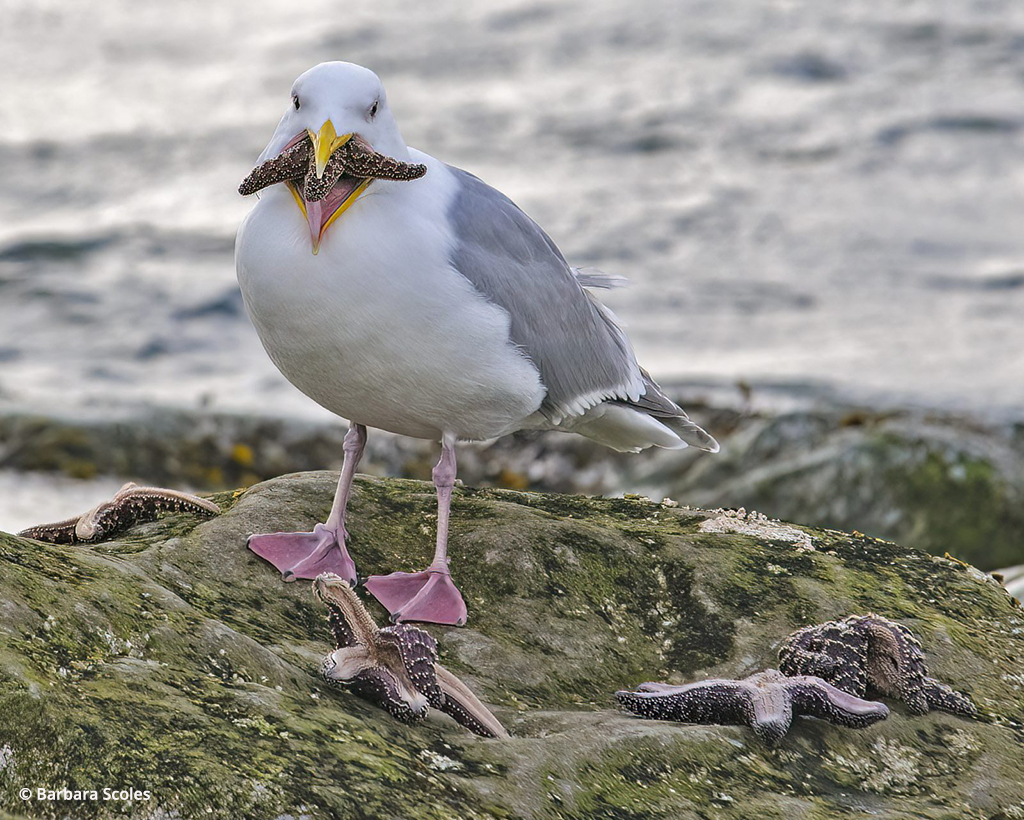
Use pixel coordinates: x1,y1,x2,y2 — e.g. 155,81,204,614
252,62,413,252
260,62,409,166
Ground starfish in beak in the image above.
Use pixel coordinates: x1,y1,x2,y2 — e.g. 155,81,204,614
298,121,366,254
239,123,426,254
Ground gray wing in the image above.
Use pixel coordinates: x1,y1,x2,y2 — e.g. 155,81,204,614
571,267,628,289
447,166,645,422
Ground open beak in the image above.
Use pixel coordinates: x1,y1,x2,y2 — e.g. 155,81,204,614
287,120,372,255
310,120,351,179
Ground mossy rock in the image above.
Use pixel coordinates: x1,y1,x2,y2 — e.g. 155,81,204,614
1,472,1022,819
6,406,1024,570
675,411,1024,570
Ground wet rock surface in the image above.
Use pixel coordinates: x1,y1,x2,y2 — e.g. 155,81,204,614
3,399,1023,569
1,471,1022,819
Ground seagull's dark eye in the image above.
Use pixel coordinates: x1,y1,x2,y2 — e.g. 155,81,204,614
368,100,379,119
293,95,301,110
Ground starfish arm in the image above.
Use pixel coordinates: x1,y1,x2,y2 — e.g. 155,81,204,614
378,625,444,708
616,679,750,727
343,137,427,181
632,682,691,694
118,487,220,517
325,598,359,648
303,149,350,201
786,676,890,729
923,678,977,717
345,668,428,724
434,664,509,739
238,140,311,195
18,516,81,544
779,619,871,697
313,573,378,647
778,646,842,681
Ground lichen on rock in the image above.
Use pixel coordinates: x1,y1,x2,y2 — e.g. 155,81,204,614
0,471,1022,819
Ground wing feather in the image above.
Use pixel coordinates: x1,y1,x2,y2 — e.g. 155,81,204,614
446,166,717,452
447,167,644,422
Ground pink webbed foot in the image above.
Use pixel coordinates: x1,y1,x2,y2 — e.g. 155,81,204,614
247,523,357,584
364,565,468,626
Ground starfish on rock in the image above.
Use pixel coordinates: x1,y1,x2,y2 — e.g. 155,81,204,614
778,614,977,717
313,573,508,738
616,668,889,746
18,482,219,544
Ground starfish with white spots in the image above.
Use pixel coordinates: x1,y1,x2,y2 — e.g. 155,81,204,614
313,573,507,738
18,483,219,544
616,668,890,746
778,614,977,717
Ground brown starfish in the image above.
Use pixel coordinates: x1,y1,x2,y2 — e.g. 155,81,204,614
313,573,508,738
237,140,311,196
239,135,426,200
616,669,890,746
778,614,977,717
18,482,220,544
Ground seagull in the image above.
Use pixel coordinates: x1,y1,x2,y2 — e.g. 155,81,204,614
235,61,718,626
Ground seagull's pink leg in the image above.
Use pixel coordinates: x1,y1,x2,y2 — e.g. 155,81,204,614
247,422,366,583
365,435,467,626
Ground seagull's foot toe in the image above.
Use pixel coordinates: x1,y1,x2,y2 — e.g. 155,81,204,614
364,567,467,626
247,523,357,584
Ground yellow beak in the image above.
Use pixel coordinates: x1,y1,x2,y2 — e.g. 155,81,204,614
308,120,352,179
288,120,365,255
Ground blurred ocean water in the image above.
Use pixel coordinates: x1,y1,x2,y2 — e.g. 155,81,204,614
1,0,1024,422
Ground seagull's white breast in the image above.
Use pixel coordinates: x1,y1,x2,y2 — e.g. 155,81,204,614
235,152,545,441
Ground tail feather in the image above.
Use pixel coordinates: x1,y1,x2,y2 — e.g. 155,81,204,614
608,368,720,452
553,360,719,454
560,402,718,454
657,412,720,453
572,267,629,289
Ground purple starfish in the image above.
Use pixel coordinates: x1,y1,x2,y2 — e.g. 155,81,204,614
616,668,890,746
18,483,219,544
313,573,507,738
778,614,977,716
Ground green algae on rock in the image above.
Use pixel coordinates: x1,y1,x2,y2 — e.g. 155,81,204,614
4,403,1023,571
1,471,1023,819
